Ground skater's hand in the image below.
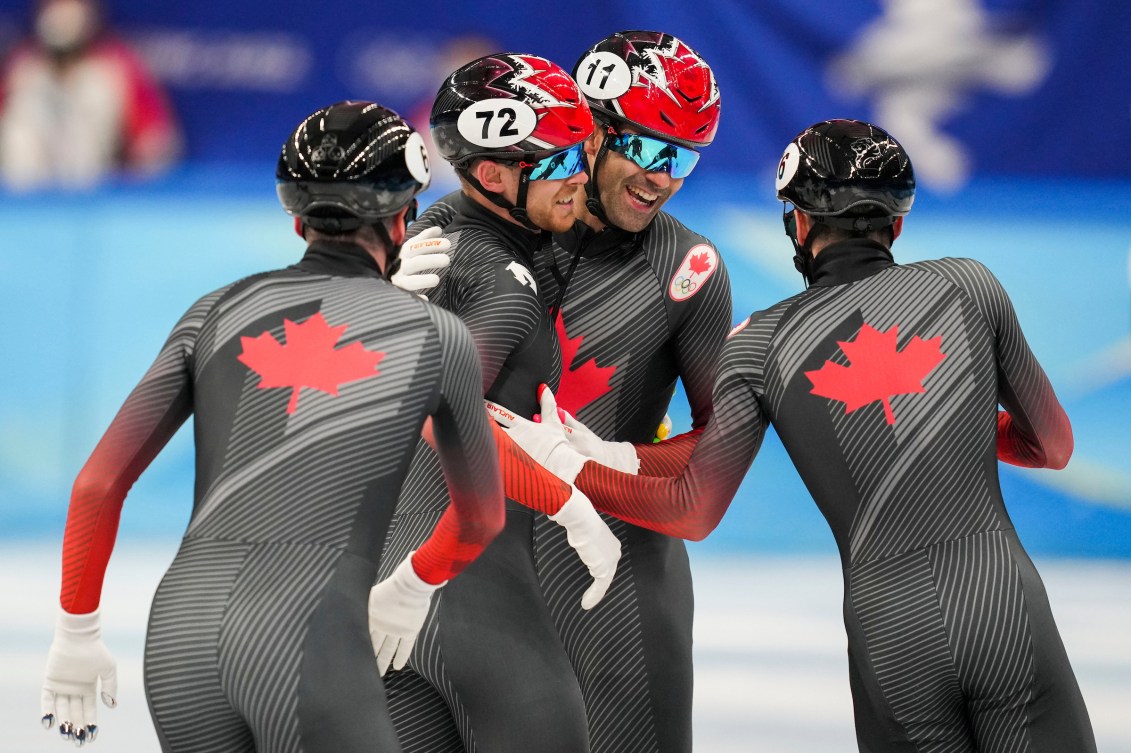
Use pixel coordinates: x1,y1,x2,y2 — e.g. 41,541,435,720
368,553,444,676
390,227,450,300
42,609,118,746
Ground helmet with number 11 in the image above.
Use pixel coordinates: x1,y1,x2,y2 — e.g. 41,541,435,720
571,30,721,231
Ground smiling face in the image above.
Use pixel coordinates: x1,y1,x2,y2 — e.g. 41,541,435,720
490,160,587,234
525,171,587,233
586,127,685,233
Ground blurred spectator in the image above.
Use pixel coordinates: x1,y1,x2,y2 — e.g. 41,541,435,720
0,0,180,191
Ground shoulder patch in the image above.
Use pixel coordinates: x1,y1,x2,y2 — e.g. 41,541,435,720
668,244,718,302
728,316,751,338
505,261,537,293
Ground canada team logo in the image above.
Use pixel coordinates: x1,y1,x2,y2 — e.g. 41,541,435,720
238,312,384,415
669,244,718,302
805,323,945,425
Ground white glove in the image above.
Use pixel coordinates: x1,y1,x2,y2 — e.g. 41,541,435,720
486,390,586,484
41,609,118,745
390,226,451,299
550,487,623,609
368,553,444,676
485,394,622,609
557,408,639,475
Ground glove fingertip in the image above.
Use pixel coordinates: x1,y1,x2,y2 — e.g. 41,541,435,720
393,637,417,672
580,582,609,610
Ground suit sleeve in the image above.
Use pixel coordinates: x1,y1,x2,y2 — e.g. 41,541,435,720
670,243,733,430
59,295,213,613
411,310,505,585
925,258,1072,468
576,331,766,540
405,191,462,241
449,258,544,394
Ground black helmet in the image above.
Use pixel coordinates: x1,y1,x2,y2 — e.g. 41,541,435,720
429,53,594,167
277,101,431,233
776,119,914,225
429,53,593,230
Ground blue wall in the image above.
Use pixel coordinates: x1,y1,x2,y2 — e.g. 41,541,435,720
3,171,1128,556
2,0,1129,555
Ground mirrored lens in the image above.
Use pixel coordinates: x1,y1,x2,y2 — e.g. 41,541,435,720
528,143,587,181
607,133,700,178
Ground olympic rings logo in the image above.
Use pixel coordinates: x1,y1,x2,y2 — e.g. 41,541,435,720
672,275,698,295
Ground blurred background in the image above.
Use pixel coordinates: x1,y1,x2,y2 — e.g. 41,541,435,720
1,0,1128,751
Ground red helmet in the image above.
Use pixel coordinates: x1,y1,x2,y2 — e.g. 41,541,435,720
430,53,594,165
573,30,720,148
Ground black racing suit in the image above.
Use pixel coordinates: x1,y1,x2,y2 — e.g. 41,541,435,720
387,191,733,753
378,194,592,753
575,240,1096,753
59,241,503,753
533,214,733,753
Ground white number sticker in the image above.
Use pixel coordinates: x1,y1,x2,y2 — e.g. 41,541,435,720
575,51,632,100
775,142,800,192
456,99,537,148
403,131,431,186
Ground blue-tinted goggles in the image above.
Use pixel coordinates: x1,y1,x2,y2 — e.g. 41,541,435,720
606,132,700,178
519,142,588,181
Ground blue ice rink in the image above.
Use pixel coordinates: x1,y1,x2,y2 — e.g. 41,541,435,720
3,547,1129,752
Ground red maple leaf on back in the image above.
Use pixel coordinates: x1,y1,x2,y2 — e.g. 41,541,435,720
805,323,945,425
238,311,384,415
688,252,711,276
554,312,616,416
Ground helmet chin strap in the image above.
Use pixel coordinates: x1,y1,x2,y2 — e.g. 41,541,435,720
458,164,542,233
782,208,815,289
370,219,399,275
584,128,615,228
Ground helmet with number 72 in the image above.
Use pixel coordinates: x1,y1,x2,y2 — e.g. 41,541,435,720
573,30,721,148
430,53,595,166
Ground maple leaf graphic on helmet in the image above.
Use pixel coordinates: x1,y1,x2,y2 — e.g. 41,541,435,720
238,311,385,414
805,323,945,425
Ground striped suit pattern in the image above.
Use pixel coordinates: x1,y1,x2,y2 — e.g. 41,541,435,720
531,211,733,753
62,242,499,753
379,196,590,753
579,243,1094,752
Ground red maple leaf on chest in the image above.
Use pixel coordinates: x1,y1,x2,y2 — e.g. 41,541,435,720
238,311,385,415
805,323,945,425
688,251,711,276
554,312,616,416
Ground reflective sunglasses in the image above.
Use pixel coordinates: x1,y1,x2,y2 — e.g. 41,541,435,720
519,142,588,181
606,131,700,178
